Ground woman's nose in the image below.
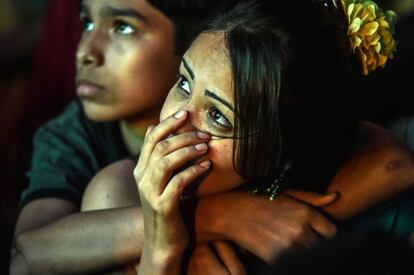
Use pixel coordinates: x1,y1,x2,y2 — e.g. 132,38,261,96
173,109,199,135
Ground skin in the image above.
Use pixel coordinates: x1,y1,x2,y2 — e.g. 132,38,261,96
134,31,333,274
121,32,414,274
10,1,337,274
77,0,179,126
12,1,414,275
187,241,247,275
158,32,244,196
82,121,414,274
10,0,177,274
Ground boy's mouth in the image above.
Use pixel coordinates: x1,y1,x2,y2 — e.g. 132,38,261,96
76,80,105,98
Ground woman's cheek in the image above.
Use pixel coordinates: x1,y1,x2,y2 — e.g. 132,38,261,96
160,91,179,121
197,139,244,196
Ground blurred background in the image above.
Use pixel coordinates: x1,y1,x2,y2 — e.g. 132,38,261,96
0,0,80,272
1,0,48,272
0,0,413,273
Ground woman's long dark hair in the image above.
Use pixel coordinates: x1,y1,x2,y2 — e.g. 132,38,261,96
201,0,363,191
205,2,290,187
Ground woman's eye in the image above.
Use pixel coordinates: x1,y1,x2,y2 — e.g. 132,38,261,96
82,17,94,32
114,21,136,34
177,75,191,96
209,108,232,129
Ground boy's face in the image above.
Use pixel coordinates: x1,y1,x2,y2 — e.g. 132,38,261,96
76,0,179,122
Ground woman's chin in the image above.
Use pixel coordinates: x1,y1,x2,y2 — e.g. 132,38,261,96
195,180,242,197
176,162,244,198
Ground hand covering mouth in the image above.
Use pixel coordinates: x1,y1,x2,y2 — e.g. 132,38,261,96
174,158,201,174
176,158,211,199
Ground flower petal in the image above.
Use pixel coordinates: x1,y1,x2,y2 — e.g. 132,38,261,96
359,21,379,36
341,0,397,74
349,17,363,33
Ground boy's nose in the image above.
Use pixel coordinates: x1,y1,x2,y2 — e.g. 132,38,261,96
76,34,104,67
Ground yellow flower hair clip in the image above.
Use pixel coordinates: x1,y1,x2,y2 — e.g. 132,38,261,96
340,0,397,75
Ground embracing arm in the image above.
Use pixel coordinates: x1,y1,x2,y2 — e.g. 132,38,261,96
284,135,414,221
11,161,144,275
76,125,414,270
282,122,414,221
82,159,250,275
322,121,414,220
188,242,246,275
10,198,144,275
195,122,414,263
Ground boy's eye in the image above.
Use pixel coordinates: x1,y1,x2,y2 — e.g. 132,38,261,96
177,75,191,96
114,21,136,34
82,18,94,32
209,108,232,129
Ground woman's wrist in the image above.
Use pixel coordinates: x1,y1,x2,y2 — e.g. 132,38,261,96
195,193,237,244
139,246,185,274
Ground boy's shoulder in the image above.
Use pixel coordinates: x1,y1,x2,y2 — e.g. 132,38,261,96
35,100,118,143
32,99,127,164
39,100,93,133
22,100,129,207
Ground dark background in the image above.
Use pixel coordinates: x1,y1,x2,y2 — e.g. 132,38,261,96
0,0,79,273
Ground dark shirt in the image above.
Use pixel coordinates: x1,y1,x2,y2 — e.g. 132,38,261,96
344,189,414,239
20,100,129,208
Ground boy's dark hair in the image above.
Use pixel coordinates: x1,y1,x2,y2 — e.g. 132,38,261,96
148,0,236,56
77,0,235,56
195,0,363,191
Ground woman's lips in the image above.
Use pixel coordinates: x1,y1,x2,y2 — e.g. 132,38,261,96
76,80,105,97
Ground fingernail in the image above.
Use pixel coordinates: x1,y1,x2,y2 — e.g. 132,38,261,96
199,160,211,168
197,131,211,140
194,143,208,152
174,110,186,119
146,125,154,135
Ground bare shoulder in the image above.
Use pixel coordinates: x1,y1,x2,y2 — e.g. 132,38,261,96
81,158,139,211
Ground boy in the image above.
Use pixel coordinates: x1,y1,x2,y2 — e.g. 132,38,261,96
11,0,337,274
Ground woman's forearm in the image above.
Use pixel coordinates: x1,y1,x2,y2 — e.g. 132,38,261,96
137,249,183,275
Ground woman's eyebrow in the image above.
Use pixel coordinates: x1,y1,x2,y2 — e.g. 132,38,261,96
182,58,195,80
100,6,147,22
205,90,234,112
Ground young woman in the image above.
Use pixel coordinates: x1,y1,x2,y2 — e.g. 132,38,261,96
83,0,414,274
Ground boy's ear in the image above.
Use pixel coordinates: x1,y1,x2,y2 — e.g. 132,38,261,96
283,190,339,208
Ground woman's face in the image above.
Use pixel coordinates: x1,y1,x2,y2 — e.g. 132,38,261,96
160,32,245,196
